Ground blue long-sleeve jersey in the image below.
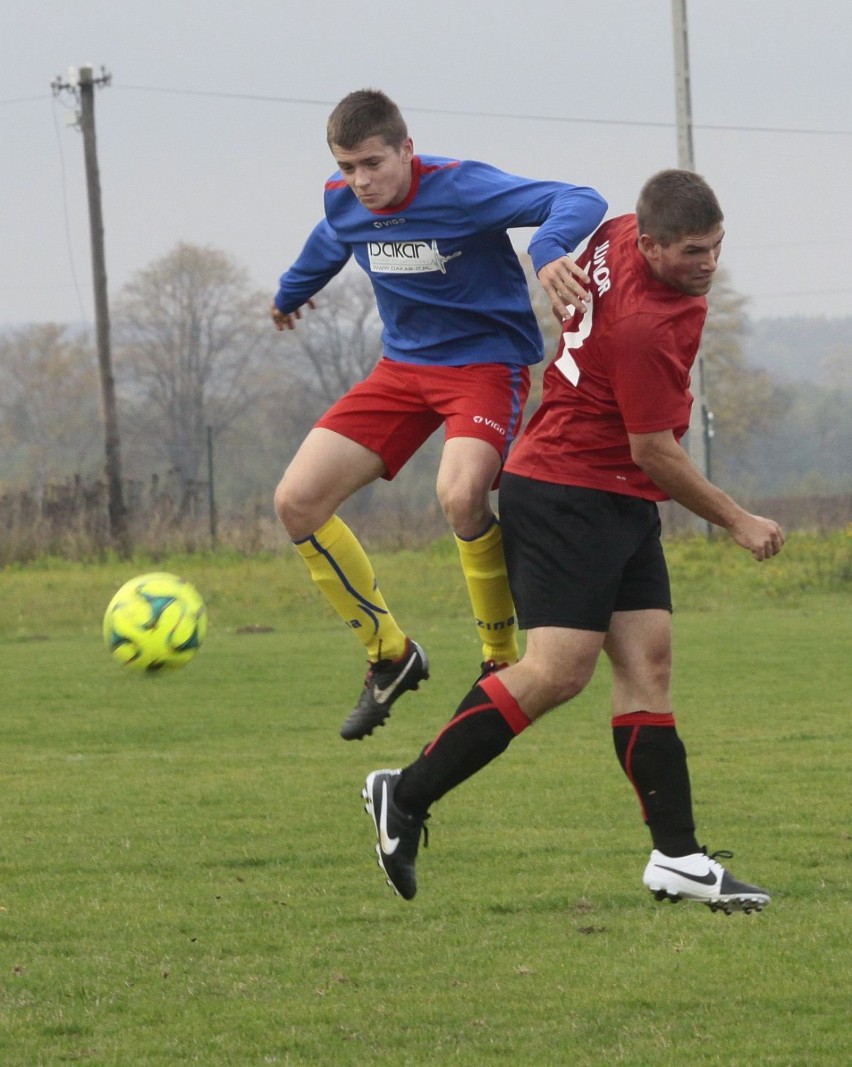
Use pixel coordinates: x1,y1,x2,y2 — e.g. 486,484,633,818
274,155,607,367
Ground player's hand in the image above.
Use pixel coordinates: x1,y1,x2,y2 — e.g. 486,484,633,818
729,513,785,561
270,298,316,331
537,255,591,321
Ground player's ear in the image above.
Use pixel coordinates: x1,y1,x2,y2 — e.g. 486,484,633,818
638,233,661,263
638,233,657,255
400,137,414,164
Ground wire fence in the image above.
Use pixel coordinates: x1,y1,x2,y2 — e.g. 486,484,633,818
1,473,850,566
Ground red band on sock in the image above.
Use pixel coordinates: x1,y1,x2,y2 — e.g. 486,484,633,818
611,711,676,729
480,673,532,736
611,711,676,823
423,700,494,756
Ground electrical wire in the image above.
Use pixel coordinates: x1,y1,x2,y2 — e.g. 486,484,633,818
111,84,852,138
6,82,849,314
4,83,850,138
50,97,89,323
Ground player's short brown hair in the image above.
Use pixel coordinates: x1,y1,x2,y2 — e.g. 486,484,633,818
636,169,723,245
326,89,408,150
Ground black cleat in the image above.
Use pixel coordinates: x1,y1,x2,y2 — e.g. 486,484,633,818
643,848,771,914
362,769,428,900
340,639,429,740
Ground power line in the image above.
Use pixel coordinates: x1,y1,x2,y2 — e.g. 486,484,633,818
106,84,852,138
0,93,48,105
4,83,852,137
50,98,88,323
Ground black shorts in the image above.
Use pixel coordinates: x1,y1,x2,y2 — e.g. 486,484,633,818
499,473,672,633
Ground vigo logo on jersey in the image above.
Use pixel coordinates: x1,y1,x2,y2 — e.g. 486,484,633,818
367,240,462,274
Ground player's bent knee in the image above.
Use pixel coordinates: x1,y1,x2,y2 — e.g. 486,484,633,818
274,480,326,540
524,659,593,710
549,675,591,707
273,479,294,526
438,487,493,536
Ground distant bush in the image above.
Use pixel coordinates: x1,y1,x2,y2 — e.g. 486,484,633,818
658,494,852,537
0,474,269,564
1,473,850,566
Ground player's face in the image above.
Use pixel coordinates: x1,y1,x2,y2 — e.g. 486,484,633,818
331,136,414,210
640,224,725,296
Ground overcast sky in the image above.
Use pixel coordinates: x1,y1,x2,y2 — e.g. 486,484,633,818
2,0,851,328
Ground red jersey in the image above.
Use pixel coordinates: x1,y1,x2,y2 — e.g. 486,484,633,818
505,214,707,501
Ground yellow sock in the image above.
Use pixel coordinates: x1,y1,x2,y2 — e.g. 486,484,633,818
294,516,407,662
455,520,519,665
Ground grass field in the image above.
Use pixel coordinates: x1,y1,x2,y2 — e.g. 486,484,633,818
1,534,850,1065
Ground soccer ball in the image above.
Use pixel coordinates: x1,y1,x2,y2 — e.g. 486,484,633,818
103,571,207,672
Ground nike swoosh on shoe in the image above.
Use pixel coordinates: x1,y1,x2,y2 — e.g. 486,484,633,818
378,779,400,855
656,864,718,886
372,653,418,704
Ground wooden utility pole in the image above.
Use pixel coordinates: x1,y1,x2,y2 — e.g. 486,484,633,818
52,65,131,558
672,0,696,174
671,0,712,536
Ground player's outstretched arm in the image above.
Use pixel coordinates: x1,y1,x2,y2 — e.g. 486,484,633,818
629,429,785,561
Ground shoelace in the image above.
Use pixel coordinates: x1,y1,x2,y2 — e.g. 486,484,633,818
706,848,733,862
477,660,509,684
364,640,413,682
363,655,396,682
396,796,430,849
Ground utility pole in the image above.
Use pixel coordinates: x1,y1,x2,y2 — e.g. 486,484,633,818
671,0,713,537
52,65,131,558
672,0,696,173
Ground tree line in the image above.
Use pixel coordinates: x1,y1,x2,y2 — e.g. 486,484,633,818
1,242,849,561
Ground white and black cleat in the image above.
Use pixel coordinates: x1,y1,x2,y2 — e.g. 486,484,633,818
361,769,428,900
643,848,770,914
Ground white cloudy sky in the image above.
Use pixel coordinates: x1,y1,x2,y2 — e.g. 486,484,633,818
2,0,851,326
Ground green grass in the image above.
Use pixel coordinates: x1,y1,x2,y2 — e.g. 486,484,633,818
1,534,850,1065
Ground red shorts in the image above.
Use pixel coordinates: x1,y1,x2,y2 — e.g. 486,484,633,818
315,358,532,479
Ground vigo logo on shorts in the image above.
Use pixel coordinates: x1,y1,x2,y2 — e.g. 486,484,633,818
473,415,507,436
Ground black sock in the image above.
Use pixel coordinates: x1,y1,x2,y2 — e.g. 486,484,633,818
612,711,699,857
395,684,518,816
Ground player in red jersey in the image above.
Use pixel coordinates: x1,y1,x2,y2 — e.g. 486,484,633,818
362,169,785,911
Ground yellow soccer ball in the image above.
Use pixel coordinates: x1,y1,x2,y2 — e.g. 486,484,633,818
103,572,207,672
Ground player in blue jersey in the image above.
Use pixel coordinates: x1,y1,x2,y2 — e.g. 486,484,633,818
271,89,607,741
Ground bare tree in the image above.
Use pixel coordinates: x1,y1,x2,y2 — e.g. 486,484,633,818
280,266,383,411
113,244,279,491
0,324,102,485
